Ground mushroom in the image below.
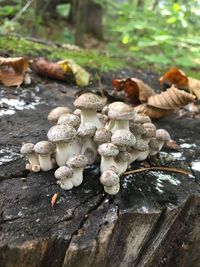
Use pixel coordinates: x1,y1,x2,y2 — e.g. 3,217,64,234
67,154,88,187
47,124,77,166
97,143,119,173
48,107,71,124
105,102,136,133
34,141,55,171
55,166,73,190
156,129,171,151
20,143,40,172
100,170,120,195
115,151,131,175
141,122,156,144
77,122,97,164
94,128,112,146
149,137,160,156
134,113,151,124
57,113,81,129
111,129,136,151
74,93,105,128
128,139,149,162
129,122,146,139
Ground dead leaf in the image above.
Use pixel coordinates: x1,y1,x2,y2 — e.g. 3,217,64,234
147,85,196,110
112,77,155,104
159,67,188,89
165,139,180,151
134,103,172,119
0,57,29,87
58,59,90,87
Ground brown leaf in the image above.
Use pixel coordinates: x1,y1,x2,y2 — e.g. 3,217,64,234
31,58,68,81
0,57,29,87
112,77,155,104
134,103,172,119
165,139,180,151
147,85,196,110
159,67,188,89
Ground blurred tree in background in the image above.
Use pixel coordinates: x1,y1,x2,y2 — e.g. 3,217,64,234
0,0,200,69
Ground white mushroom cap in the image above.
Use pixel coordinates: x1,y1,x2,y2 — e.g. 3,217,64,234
98,143,119,157
107,102,136,120
67,154,88,168
129,122,146,135
94,128,112,144
111,130,136,148
48,107,71,123
149,138,160,150
55,166,73,180
134,114,151,123
20,143,34,154
77,123,97,137
156,129,171,141
34,141,55,155
47,125,76,143
74,93,105,111
142,123,156,138
57,114,80,129
133,139,149,151
100,170,120,187
73,109,81,117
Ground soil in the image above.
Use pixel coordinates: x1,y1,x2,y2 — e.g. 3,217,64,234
0,68,200,267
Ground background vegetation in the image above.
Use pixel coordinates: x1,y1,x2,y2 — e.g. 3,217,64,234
0,0,200,72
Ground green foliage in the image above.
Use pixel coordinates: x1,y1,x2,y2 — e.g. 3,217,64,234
56,4,71,18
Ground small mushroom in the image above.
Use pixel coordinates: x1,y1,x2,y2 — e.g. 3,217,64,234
100,170,120,195
156,129,171,151
57,113,81,129
98,143,119,173
47,124,77,166
134,113,151,124
142,122,156,144
129,122,146,139
74,93,105,128
111,129,136,151
67,154,88,187
34,141,55,171
94,128,112,146
20,143,40,172
55,166,73,190
106,102,136,133
128,139,149,162
149,137,160,156
48,107,71,124
77,123,97,164
115,151,131,175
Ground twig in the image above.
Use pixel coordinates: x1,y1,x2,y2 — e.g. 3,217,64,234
11,0,33,23
124,166,192,176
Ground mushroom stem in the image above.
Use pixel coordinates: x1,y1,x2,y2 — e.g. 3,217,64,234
56,142,79,166
27,153,40,167
137,150,149,161
104,183,120,195
115,161,128,176
106,119,129,133
100,156,117,173
71,168,84,187
81,137,97,164
57,179,73,190
38,154,53,171
80,110,103,128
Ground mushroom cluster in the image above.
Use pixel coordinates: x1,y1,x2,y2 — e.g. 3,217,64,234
21,92,171,195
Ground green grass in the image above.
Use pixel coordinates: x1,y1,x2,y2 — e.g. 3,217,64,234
0,35,125,72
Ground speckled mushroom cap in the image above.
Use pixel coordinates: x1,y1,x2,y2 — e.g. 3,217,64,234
149,138,160,150
73,109,81,117
57,114,80,129
55,166,73,180
100,170,119,187
94,128,112,144
156,129,171,141
48,107,71,123
142,123,156,138
133,139,149,151
111,130,136,148
34,141,55,154
134,114,151,124
67,154,88,168
47,125,76,143
73,93,105,111
77,123,97,137
107,102,136,120
20,143,34,154
129,122,146,135
115,151,131,162
98,143,119,157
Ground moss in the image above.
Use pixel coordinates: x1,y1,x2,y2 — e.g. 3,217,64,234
0,36,125,72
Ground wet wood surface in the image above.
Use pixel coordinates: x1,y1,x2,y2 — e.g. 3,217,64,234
0,69,200,267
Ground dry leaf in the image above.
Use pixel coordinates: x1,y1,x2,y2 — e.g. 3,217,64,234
112,77,155,104
58,59,90,87
159,67,188,89
134,103,172,119
147,85,196,110
31,58,67,81
0,57,29,87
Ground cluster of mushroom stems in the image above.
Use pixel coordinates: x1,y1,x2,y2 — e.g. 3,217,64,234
21,93,171,195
